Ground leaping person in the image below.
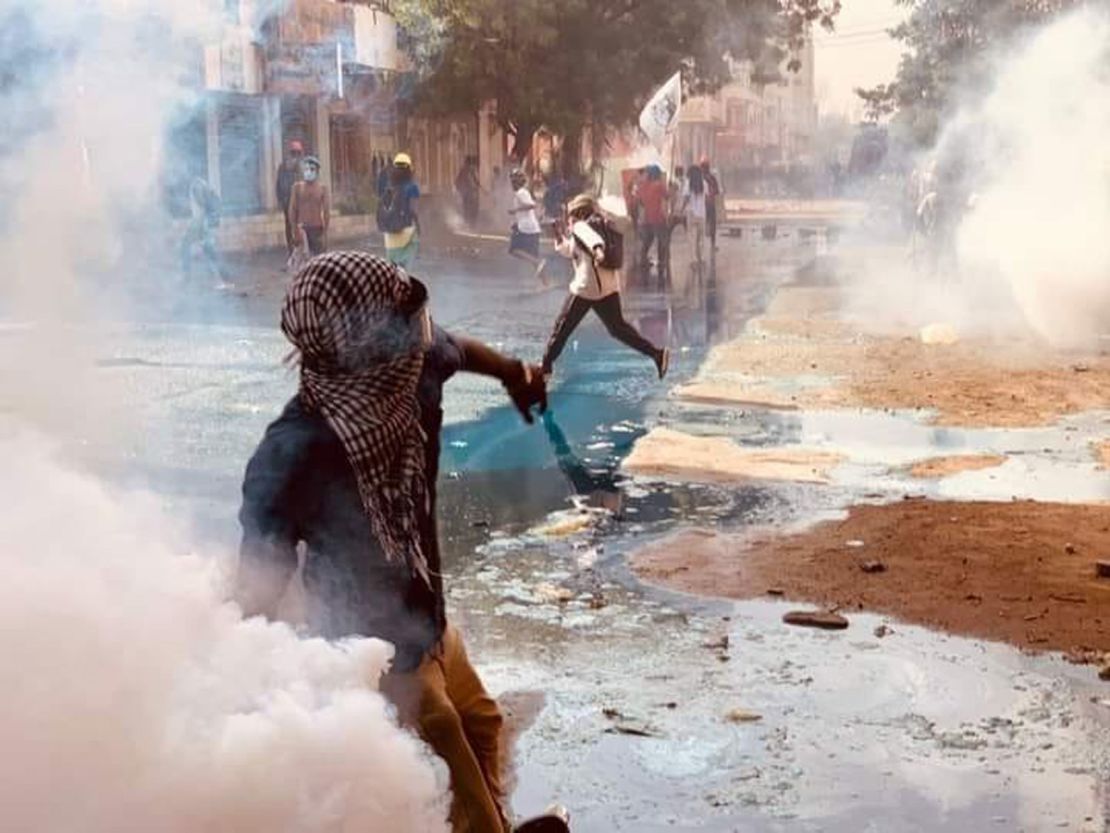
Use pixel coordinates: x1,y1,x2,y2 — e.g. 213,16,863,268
541,194,669,380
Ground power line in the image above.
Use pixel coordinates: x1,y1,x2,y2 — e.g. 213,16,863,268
814,35,897,49
815,27,898,42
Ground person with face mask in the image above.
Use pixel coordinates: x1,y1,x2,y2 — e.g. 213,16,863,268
289,155,330,256
237,251,550,833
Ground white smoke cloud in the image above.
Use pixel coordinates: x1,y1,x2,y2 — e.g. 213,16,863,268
0,428,448,832
0,0,450,829
953,9,1110,348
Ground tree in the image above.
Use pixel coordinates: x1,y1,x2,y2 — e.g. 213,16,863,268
391,0,839,173
858,0,1078,147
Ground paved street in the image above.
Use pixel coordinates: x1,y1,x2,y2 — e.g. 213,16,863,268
21,230,1105,832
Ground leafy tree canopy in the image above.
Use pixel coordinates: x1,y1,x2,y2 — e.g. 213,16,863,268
390,0,838,155
858,0,1078,147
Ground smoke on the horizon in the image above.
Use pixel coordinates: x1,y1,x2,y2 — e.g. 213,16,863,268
840,8,1110,349
952,8,1110,348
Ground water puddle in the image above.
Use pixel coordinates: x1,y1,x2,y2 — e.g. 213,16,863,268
455,541,1110,832
654,403,1110,504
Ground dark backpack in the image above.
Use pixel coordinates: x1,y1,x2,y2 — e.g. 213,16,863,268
376,186,413,233
586,213,623,270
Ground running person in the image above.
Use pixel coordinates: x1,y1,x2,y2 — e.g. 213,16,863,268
541,194,669,378
507,168,547,284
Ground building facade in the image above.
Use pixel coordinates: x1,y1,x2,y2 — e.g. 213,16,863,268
676,37,817,195
169,0,497,251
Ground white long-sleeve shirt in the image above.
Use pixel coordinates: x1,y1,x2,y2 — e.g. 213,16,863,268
556,220,621,300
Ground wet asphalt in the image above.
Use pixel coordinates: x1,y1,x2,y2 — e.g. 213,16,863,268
20,233,1110,831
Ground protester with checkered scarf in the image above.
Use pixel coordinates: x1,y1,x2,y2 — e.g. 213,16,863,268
236,251,547,833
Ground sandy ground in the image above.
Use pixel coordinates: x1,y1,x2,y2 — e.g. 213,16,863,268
632,269,1110,670
622,427,843,483
633,499,1110,662
906,454,1007,479
676,287,1110,428
1096,439,1110,468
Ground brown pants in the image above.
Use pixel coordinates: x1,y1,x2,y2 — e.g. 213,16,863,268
381,626,509,833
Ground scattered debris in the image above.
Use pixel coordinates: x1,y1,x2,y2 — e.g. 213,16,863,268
533,583,575,604
766,587,785,596
587,593,608,610
601,707,659,737
702,634,729,650
1049,593,1087,604
1071,363,1091,373
845,539,866,549
1096,561,1110,579
1064,542,1077,554
724,708,763,723
1099,666,1110,682
783,610,849,630
1065,648,1106,666
860,560,887,574
874,624,894,638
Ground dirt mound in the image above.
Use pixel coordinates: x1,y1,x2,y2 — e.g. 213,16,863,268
1095,440,1110,468
677,311,1110,427
623,428,843,483
907,454,1007,479
632,499,1110,658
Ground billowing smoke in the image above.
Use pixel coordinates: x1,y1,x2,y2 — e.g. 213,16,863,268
840,9,1110,348
0,0,449,829
0,429,447,832
952,9,1110,348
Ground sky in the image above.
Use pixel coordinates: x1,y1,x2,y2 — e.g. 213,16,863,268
813,0,909,121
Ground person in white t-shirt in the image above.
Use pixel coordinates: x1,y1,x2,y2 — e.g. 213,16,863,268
507,168,547,283
541,194,669,379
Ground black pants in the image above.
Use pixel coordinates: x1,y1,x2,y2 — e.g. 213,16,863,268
542,292,658,372
706,200,717,244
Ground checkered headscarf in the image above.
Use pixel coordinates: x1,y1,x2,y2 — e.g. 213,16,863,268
281,251,430,585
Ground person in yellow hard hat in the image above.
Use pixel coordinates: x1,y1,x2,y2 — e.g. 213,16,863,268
377,152,421,268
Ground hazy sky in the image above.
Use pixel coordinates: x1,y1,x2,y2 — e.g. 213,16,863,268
814,0,909,121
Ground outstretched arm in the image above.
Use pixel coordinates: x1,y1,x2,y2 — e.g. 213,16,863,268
455,335,547,423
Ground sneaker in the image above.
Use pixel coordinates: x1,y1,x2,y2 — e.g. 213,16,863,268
655,347,670,380
534,258,548,283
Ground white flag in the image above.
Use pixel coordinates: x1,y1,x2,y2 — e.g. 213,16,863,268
639,71,682,150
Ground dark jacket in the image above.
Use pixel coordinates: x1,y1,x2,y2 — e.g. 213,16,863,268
238,328,464,671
